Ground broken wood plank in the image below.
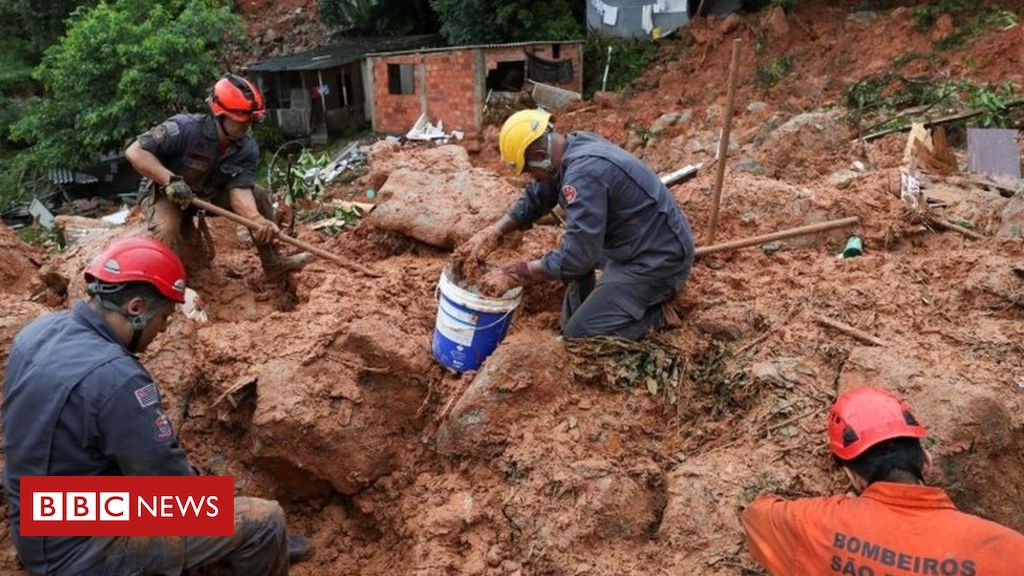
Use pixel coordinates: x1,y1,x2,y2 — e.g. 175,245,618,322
696,216,860,258
813,314,888,346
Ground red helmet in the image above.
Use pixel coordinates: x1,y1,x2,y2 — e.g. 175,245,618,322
84,237,187,304
208,74,266,123
828,387,928,461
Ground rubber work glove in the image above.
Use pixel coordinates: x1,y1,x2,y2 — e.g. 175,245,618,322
164,175,193,209
456,225,501,263
251,216,279,246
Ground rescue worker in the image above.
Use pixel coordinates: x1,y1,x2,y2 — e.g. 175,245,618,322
458,109,695,339
741,386,1024,575
125,73,308,278
2,237,308,575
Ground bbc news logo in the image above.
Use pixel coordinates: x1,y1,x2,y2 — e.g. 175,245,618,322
21,476,233,536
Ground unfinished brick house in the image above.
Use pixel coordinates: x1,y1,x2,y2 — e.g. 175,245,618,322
367,41,583,137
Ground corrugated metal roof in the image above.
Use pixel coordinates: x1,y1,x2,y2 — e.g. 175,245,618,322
246,35,441,72
47,169,99,185
367,39,583,58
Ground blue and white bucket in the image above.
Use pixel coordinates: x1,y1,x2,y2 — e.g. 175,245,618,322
432,265,523,372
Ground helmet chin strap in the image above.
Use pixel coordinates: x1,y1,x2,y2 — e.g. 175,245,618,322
525,131,556,175
88,283,162,354
216,115,244,143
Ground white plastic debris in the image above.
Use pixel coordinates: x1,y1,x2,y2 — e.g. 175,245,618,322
180,288,208,323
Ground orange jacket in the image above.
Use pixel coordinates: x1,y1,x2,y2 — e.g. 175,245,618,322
741,482,1024,576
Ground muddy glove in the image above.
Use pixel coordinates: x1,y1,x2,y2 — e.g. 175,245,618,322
164,175,193,209
456,225,502,263
502,261,530,284
251,215,279,246
479,267,519,296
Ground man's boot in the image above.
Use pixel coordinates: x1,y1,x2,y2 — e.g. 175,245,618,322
257,244,310,278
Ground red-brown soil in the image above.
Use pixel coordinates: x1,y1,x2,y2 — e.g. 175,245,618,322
2,3,1024,575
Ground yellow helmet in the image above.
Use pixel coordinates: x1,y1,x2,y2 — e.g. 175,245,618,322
499,109,551,174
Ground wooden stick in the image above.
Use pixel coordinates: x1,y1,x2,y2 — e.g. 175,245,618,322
190,198,382,278
813,314,887,347
707,38,742,245
931,218,985,241
695,216,859,257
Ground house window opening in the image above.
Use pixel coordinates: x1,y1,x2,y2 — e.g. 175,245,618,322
486,61,525,92
387,63,415,95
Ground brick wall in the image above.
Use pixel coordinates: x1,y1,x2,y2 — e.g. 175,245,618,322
372,43,583,135
372,55,425,134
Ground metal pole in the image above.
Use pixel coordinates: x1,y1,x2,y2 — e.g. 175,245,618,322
706,38,743,245
601,45,613,92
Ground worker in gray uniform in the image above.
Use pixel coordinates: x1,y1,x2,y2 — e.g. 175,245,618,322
458,109,695,339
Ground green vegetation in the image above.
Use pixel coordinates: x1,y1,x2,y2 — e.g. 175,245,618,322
429,0,582,44
844,72,1020,131
0,0,241,211
913,3,1019,51
755,55,793,89
317,0,438,36
582,35,659,97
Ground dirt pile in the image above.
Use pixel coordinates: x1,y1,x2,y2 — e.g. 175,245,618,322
0,225,42,296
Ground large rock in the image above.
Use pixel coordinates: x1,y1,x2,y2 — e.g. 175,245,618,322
363,142,474,191
436,330,570,457
368,167,519,248
249,314,432,494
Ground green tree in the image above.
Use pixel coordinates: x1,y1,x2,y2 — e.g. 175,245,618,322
11,0,242,169
318,0,439,36
0,0,94,155
429,0,582,44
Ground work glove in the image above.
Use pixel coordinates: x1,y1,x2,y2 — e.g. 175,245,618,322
164,175,193,209
251,215,279,246
479,267,519,296
455,225,501,263
502,261,531,284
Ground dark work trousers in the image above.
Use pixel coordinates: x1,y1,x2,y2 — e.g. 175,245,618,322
561,269,679,340
84,496,288,576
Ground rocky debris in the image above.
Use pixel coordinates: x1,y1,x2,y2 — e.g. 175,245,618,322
436,330,570,457
757,110,851,179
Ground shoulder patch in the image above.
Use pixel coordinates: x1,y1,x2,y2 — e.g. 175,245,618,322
562,185,578,204
134,383,159,408
154,411,173,441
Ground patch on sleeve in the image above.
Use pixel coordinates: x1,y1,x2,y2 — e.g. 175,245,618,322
562,185,578,204
147,120,179,144
154,412,173,441
134,383,160,408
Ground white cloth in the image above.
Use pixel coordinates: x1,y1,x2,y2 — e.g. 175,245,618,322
654,0,666,13
602,4,618,25
641,4,654,33
665,0,686,13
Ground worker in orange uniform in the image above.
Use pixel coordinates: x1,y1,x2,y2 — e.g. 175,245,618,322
741,387,1024,576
